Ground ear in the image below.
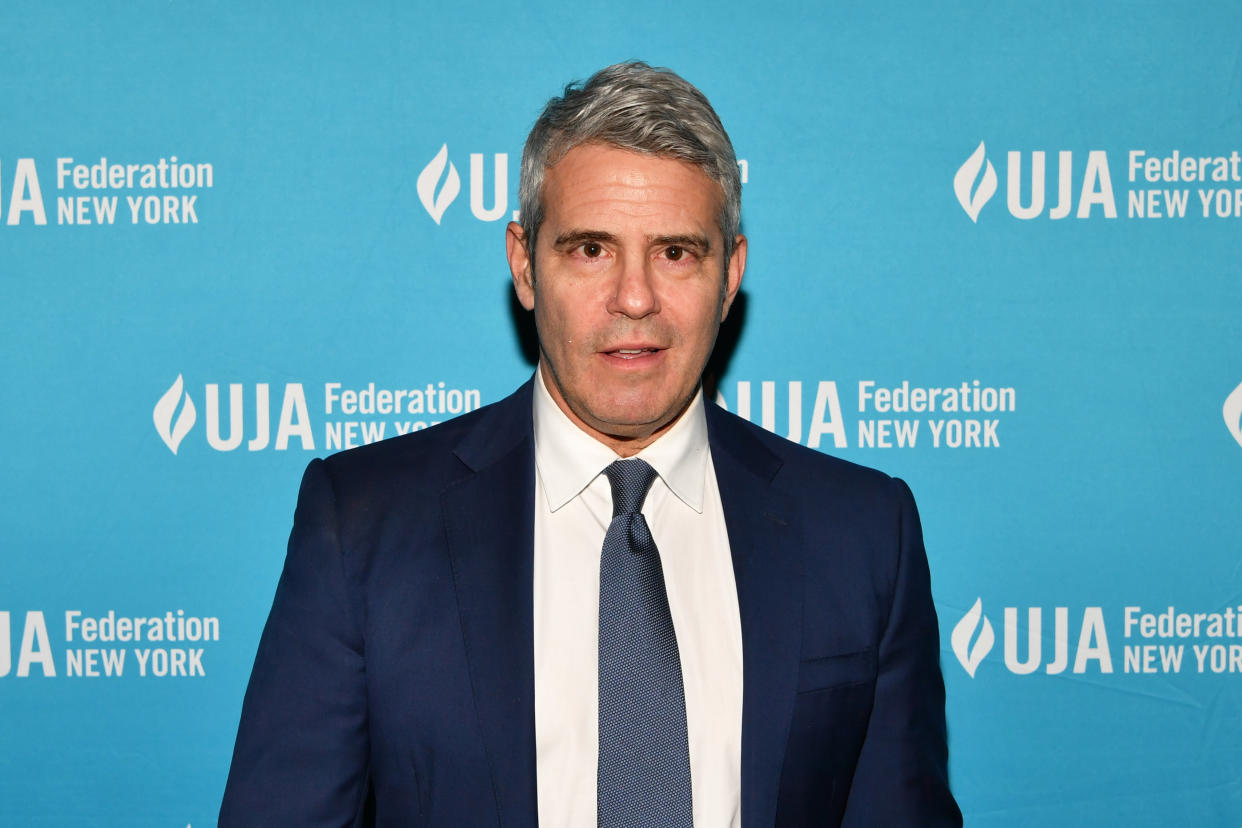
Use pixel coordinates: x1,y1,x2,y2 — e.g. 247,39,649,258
507,221,535,311
720,234,747,321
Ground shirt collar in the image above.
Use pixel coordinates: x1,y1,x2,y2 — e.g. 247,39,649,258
532,368,709,514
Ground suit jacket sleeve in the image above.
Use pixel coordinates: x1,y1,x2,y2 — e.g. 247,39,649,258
219,458,371,826
841,478,961,827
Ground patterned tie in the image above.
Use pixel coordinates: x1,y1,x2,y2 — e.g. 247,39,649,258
597,458,693,828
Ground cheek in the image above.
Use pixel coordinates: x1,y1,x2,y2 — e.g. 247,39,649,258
671,294,725,347
534,293,590,353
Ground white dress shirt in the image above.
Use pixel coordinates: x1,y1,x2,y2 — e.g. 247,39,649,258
532,369,743,828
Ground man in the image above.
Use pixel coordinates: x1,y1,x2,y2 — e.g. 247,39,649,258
221,62,961,827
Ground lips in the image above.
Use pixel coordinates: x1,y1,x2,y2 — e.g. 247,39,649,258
599,342,667,365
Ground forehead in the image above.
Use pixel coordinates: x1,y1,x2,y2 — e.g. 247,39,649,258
540,143,723,234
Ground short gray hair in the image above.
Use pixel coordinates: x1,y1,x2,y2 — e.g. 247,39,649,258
518,61,742,263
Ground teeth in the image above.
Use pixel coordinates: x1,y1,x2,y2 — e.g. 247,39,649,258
618,349,645,354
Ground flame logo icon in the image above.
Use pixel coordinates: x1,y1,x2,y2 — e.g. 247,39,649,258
417,143,461,225
953,141,998,223
1225,382,1242,448
950,597,995,678
153,374,197,454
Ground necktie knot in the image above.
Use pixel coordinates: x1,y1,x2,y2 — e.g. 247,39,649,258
604,458,658,518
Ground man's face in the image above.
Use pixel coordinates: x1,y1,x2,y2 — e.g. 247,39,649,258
507,143,746,455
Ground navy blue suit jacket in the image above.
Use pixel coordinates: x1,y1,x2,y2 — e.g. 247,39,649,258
220,380,960,826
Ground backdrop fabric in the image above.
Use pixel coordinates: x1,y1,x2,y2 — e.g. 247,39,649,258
2,2,1240,825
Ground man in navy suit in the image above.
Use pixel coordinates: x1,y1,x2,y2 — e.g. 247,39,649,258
221,62,961,826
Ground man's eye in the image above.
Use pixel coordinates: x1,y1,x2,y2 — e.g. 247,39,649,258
582,242,603,257
665,246,684,261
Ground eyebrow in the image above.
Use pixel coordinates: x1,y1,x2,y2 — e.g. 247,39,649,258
651,234,711,253
553,229,618,247
552,229,712,253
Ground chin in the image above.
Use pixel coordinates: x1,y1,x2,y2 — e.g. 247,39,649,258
586,396,683,435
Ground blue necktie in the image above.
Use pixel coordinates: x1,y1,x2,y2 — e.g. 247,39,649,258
597,458,693,828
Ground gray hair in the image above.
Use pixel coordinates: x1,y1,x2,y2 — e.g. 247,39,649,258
518,61,742,264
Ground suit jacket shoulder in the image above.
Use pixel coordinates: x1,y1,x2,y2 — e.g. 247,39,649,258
705,400,913,543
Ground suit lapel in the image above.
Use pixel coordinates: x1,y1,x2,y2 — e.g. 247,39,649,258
442,381,538,826
707,405,802,828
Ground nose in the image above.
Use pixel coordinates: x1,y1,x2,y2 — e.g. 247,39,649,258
605,254,660,319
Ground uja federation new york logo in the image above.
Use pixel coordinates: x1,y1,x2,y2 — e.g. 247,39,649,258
152,374,316,454
953,140,1117,223
952,597,1242,679
950,598,1114,679
152,375,481,455
955,141,1242,222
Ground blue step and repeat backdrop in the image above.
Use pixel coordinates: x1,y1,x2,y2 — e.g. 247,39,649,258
3,2,1240,825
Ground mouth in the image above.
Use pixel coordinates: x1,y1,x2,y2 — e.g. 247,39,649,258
608,347,661,360
600,344,666,364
